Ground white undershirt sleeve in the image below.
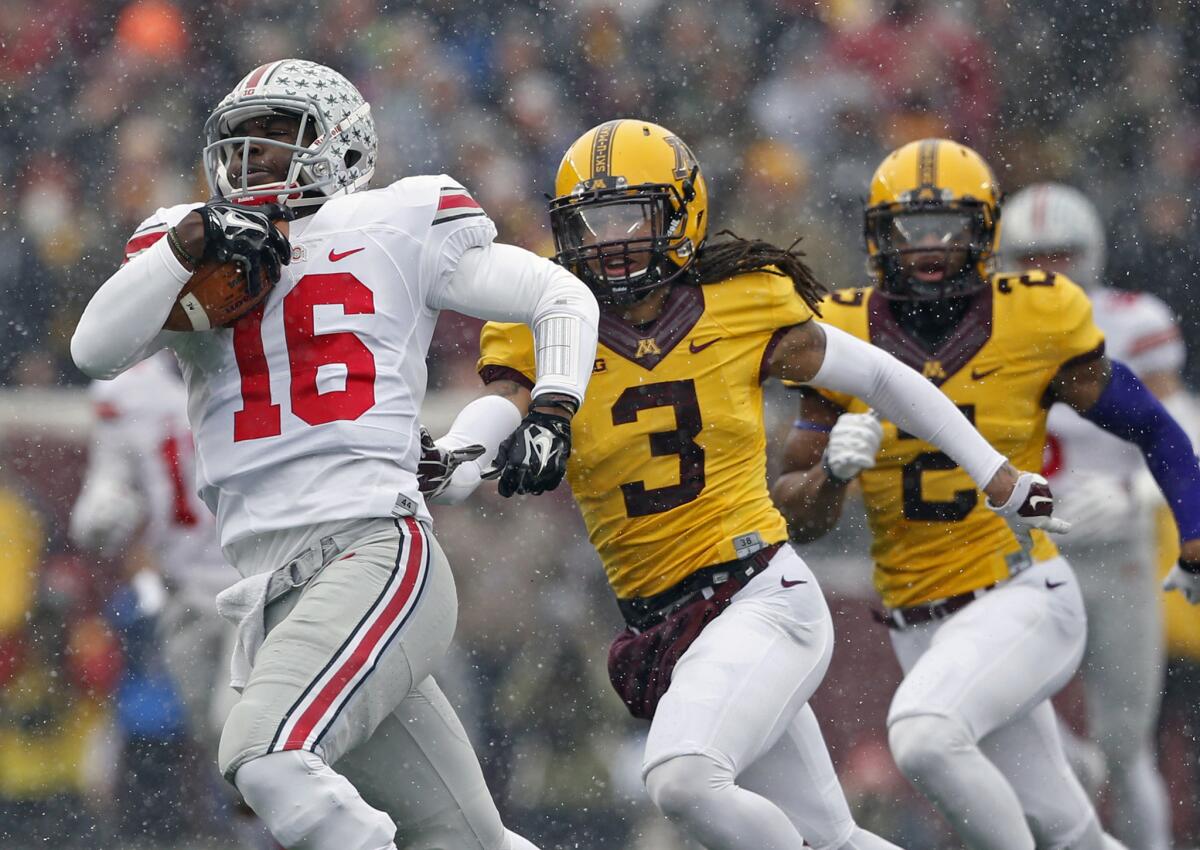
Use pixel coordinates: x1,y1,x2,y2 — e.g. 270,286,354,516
432,242,599,408
71,236,189,379
807,322,1007,488
428,394,524,505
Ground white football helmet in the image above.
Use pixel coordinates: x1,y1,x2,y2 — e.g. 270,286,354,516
999,183,1106,289
203,59,377,208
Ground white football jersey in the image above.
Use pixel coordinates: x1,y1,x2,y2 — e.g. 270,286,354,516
87,352,238,598
1046,287,1186,493
121,176,497,556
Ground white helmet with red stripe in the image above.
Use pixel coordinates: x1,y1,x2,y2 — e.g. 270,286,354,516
202,59,377,209
999,182,1106,290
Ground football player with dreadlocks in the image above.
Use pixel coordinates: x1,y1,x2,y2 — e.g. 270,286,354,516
775,139,1200,850
436,119,1065,850
72,59,600,850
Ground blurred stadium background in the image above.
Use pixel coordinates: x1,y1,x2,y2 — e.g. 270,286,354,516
3,0,1200,847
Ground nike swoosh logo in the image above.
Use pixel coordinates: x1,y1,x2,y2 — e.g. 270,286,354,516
528,431,556,472
689,338,719,354
971,365,1002,380
1045,579,1067,589
781,577,808,588
329,247,365,262
1029,496,1053,510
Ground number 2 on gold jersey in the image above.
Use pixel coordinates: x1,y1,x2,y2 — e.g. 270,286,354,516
612,379,705,517
898,404,977,521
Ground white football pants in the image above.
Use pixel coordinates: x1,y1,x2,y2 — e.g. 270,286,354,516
886,556,1125,850
642,545,902,850
219,518,536,850
1057,536,1171,850
159,588,239,755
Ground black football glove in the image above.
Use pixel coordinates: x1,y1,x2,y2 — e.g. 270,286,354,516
416,426,486,500
197,201,293,295
488,410,572,497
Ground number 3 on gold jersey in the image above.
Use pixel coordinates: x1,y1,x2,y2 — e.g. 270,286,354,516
612,379,705,517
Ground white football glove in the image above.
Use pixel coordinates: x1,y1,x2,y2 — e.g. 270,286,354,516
1052,474,1137,544
131,568,168,617
69,474,145,556
1164,561,1200,605
823,411,883,483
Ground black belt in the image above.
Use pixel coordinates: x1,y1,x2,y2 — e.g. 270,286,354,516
873,583,996,630
618,543,784,632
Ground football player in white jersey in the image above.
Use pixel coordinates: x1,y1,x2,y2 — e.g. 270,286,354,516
72,59,599,850
70,350,241,747
1001,182,1199,850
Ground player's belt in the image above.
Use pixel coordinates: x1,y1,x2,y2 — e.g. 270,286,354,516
873,584,996,630
617,543,784,632
874,550,1039,630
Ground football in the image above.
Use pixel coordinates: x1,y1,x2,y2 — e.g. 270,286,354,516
164,219,289,331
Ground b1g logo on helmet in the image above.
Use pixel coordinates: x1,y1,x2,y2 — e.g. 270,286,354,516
574,175,628,194
899,187,953,204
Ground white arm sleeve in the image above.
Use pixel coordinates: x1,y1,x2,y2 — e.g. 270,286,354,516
807,323,1007,488
433,242,599,407
71,236,189,379
429,394,524,505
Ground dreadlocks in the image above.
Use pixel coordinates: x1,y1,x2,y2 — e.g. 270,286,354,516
688,230,827,316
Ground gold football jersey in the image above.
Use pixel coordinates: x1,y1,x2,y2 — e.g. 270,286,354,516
479,271,812,599
811,271,1105,608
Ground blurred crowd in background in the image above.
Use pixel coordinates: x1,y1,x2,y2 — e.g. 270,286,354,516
4,0,1200,847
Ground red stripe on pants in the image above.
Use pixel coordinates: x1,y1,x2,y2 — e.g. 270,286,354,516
280,516,425,750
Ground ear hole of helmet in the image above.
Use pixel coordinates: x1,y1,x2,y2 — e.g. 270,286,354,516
681,165,699,203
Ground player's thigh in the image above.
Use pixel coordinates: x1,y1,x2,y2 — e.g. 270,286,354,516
160,595,229,745
644,546,834,778
737,703,856,848
220,521,457,779
1077,548,1164,747
888,558,1086,740
980,700,1097,846
338,675,504,850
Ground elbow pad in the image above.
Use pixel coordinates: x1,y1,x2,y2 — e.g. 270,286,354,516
531,311,592,408
529,268,598,409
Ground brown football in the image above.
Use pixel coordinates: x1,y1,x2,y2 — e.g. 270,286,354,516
164,219,289,331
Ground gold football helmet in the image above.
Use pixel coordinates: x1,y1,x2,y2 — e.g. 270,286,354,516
549,120,708,305
864,138,1001,300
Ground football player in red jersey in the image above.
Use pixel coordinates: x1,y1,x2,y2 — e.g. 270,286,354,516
73,59,601,850
1001,183,1200,850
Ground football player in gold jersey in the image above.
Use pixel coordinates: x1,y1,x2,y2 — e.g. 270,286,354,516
775,139,1200,850
434,120,1067,850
